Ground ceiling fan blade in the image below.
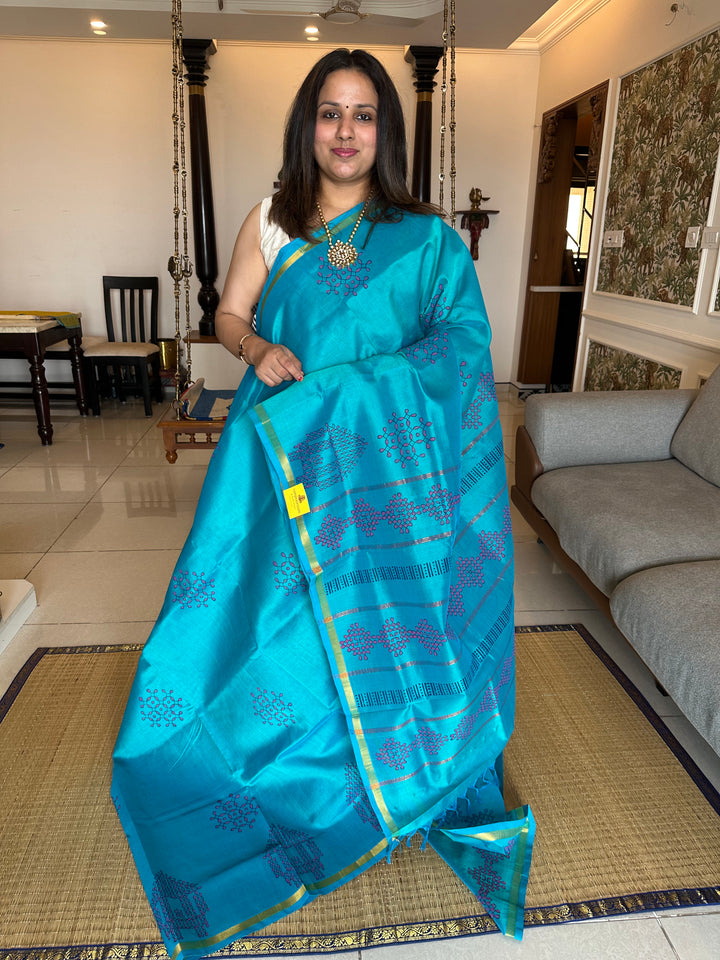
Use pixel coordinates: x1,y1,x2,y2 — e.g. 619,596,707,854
368,14,426,26
238,8,321,15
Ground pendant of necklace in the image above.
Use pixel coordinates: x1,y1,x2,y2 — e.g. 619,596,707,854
316,195,372,269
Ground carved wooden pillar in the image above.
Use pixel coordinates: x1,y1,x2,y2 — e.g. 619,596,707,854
182,38,219,337
404,46,443,203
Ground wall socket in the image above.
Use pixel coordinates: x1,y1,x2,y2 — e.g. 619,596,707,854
701,227,720,249
603,229,624,248
685,226,702,248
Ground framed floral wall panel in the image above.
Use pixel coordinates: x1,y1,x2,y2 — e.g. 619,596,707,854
596,29,720,305
584,341,682,391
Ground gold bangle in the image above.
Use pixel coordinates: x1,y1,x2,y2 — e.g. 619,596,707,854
238,333,256,365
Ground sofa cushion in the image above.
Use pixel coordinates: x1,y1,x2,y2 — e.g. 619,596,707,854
525,389,697,471
531,459,720,595
670,364,720,486
610,560,720,756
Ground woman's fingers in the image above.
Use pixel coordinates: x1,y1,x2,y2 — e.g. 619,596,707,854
254,342,304,385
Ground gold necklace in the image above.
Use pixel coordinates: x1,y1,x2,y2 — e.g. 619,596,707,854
315,196,372,269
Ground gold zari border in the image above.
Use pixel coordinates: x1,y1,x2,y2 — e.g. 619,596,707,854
4,888,720,960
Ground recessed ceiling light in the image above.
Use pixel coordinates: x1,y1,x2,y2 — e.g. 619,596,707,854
306,35,319,41
90,19,106,28
305,26,319,34
93,29,107,36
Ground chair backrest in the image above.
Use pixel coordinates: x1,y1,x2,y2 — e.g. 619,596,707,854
102,276,159,344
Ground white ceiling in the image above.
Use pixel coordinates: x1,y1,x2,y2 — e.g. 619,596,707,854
0,0,570,49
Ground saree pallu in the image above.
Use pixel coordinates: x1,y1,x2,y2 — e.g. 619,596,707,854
112,207,534,959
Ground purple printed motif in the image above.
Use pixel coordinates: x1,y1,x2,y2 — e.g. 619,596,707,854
375,725,450,771
139,689,185,728
420,283,450,329
383,492,423,534
350,499,384,537
447,555,485,619
341,616,448,661
251,687,296,727
477,506,512,561
424,484,461,524
344,764,382,831
314,485,459,551
449,654,514,741
315,513,351,550
288,423,368,491
264,824,325,885
150,871,209,942
402,327,449,365
467,837,518,920
374,652,512,771
450,687,498,741
317,255,371,297
211,793,260,833
475,371,497,403
461,372,498,431
401,282,451,365
378,409,436,468
171,570,216,609
459,360,473,391
273,552,308,597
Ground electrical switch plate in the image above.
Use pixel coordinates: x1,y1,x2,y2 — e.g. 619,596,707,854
603,230,624,248
685,226,701,248
700,227,720,250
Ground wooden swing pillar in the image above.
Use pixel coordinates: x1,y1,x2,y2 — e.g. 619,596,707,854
182,38,220,338
404,46,443,202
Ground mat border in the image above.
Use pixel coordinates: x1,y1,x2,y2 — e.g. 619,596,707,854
1,627,719,960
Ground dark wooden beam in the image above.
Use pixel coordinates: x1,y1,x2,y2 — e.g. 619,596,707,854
182,38,219,337
404,46,443,203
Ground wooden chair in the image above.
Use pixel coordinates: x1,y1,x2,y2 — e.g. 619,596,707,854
82,276,163,416
44,319,106,414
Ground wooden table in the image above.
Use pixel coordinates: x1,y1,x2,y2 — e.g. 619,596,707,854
0,315,88,444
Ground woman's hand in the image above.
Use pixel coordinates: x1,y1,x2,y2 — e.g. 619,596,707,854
244,335,304,386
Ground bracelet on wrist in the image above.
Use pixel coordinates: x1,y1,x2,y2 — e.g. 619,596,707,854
238,333,256,366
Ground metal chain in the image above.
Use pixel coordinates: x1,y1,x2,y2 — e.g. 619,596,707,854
439,0,457,228
449,0,456,229
170,0,194,405
439,0,448,216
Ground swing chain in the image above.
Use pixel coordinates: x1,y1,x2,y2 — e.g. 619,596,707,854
170,0,194,415
439,0,457,228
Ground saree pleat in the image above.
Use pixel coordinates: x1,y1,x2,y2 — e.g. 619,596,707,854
112,208,534,958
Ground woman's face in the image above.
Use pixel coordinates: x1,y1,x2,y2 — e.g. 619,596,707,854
314,69,378,192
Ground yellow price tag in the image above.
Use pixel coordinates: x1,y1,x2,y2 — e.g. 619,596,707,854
283,482,310,519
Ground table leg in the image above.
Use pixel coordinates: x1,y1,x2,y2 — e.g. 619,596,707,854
28,353,53,444
67,331,89,416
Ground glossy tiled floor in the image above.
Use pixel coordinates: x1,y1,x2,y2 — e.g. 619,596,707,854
1,389,719,960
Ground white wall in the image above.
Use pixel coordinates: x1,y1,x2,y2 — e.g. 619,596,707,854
0,37,539,386
528,0,720,388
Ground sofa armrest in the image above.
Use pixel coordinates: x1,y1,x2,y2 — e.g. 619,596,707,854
514,425,544,501
524,389,698,471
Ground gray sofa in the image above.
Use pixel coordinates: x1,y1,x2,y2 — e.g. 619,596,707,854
511,364,720,756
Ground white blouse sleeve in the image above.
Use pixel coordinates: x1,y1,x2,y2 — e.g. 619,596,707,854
259,196,292,272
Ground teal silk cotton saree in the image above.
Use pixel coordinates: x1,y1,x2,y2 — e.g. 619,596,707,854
112,207,534,958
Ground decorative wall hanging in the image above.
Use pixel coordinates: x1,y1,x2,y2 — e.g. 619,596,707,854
459,188,499,260
596,28,720,305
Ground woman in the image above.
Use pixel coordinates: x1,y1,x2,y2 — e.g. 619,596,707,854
112,49,534,959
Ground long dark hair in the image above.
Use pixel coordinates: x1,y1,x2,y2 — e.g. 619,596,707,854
270,48,439,241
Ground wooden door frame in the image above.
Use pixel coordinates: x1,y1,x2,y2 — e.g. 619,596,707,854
516,81,609,387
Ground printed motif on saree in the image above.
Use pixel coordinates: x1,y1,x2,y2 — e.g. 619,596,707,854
112,206,534,959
